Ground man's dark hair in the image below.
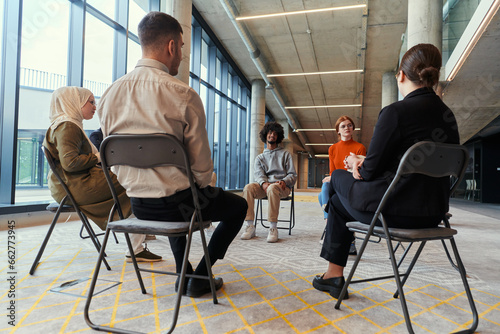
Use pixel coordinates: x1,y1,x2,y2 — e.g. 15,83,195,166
259,121,285,144
138,11,183,50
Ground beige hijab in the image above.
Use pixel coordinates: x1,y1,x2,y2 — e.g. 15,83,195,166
49,86,99,155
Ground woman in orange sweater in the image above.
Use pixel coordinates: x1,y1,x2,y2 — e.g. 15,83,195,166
319,116,366,216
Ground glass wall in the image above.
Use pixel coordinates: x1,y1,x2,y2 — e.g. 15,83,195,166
0,0,4,82
0,0,252,209
17,0,70,202
442,0,482,63
190,12,251,190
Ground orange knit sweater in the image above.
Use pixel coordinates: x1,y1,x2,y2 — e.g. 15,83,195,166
328,139,366,173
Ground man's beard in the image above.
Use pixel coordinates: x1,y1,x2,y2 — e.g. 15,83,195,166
267,140,276,145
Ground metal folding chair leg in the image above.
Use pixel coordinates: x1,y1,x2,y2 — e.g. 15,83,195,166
84,228,137,334
30,197,112,275
79,223,120,244
84,220,218,334
335,232,479,334
254,188,296,235
29,201,63,275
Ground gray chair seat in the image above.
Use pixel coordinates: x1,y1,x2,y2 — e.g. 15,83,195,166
108,218,212,236
346,221,457,241
46,202,75,213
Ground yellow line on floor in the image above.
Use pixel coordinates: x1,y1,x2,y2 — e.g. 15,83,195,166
9,248,82,333
109,259,128,330
294,195,319,203
150,263,161,333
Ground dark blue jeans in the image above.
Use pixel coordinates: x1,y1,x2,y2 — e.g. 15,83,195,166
131,186,247,276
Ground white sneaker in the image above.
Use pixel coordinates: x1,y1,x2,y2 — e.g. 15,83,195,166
240,225,256,240
267,228,278,243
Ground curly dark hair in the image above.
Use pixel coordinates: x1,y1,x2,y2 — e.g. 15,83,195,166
259,121,285,144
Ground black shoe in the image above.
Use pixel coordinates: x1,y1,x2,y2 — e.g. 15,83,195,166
349,241,357,255
175,276,190,295
186,277,223,298
125,248,162,263
312,274,349,299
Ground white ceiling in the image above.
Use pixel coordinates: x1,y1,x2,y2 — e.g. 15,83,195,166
193,0,500,155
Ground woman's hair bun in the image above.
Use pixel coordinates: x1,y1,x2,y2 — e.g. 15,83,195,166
419,66,440,87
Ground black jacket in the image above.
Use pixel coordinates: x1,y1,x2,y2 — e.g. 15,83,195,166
349,87,460,217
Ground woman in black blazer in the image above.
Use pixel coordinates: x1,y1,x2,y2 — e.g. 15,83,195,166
313,43,460,299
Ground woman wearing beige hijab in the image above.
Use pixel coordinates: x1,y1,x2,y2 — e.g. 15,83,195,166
43,86,161,262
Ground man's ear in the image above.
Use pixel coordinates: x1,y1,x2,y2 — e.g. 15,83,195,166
166,39,176,56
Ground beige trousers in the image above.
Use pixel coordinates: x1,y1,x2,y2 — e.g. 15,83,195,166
243,182,291,222
126,234,146,256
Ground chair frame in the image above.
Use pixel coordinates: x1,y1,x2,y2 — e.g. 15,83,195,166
30,147,112,275
254,187,295,235
84,133,218,334
334,141,479,334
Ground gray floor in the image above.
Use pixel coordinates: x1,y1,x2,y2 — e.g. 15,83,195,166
1,192,499,333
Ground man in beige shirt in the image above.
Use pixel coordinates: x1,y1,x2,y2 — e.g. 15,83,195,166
98,11,247,298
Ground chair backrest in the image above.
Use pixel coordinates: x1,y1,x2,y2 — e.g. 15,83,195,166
99,133,201,220
378,141,468,213
42,145,79,208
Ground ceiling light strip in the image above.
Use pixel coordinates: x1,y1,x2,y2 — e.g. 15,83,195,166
315,154,330,158
267,69,363,78
236,4,367,21
286,104,362,109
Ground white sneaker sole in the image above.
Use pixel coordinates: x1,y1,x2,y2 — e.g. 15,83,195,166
240,233,255,240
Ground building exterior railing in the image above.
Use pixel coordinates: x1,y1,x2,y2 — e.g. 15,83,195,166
19,67,110,96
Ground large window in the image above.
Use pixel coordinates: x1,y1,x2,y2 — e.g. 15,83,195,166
86,0,115,20
16,0,70,203
190,12,251,190
83,13,114,98
1,1,253,210
127,0,147,72
0,0,4,81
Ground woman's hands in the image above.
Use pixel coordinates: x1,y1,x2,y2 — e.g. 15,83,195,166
345,153,365,180
322,175,331,183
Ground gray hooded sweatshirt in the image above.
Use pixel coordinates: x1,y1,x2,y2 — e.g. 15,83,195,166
254,146,297,188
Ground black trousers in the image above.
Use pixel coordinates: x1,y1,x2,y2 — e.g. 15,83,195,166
320,170,441,267
131,186,247,276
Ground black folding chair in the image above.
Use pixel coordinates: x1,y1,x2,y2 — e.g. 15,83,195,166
30,147,112,275
84,133,218,334
254,187,295,235
334,141,479,334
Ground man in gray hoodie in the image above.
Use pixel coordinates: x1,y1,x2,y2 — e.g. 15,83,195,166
241,122,297,242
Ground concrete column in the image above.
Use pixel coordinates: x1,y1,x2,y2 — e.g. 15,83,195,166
279,120,292,156
298,154,309,189
278,120,301,189
249,79,266,181
162,0,192,85
381,71,399,108
407,0,443,50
